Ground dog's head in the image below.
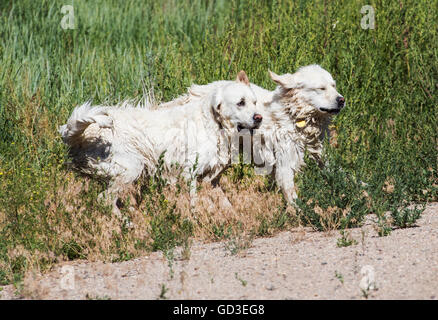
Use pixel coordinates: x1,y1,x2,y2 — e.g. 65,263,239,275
211,71,262,132
269,64,345,115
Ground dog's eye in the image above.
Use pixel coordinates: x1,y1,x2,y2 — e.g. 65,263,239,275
319,87,326,91
237,99,245,107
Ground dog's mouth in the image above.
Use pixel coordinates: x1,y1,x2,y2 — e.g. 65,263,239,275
237,122,261,132
320,107,341,115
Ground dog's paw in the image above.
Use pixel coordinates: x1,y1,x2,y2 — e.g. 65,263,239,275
218,196,233,210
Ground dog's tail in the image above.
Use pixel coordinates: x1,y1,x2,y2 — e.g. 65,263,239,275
59,102,113,146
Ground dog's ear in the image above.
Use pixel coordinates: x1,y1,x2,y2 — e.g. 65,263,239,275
268,70,298,89
236,70,250,86
211,89,223,114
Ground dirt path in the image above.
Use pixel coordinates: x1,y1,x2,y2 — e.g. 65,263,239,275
1,203,437,300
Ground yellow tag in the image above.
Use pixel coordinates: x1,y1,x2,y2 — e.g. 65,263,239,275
296,120,306,128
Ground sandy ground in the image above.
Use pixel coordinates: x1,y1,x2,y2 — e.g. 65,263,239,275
1,202,437,300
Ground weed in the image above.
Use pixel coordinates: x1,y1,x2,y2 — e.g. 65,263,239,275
181,238,192,261
85,293,111,300
224,234,253,256
158,284,169,300
234,273,247,287
375,218,393,237
337,230,358,248
390,204,424,228
335,271,344,285
296,153,369,231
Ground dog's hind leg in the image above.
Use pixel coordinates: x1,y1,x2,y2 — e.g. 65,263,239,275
100,155,144,226
98,189,119,213
98,179,137,229
210,176,233,211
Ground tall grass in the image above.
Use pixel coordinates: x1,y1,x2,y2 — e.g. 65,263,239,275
0,0,436,285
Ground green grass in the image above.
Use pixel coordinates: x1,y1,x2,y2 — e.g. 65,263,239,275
0,0,437,285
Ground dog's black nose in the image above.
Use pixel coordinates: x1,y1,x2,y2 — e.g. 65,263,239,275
337,96,345,108
253,113,263,123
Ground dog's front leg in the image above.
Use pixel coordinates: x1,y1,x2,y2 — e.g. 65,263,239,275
275,166,298,205
210,177,233,210
189,178,198,209
214,185,233,210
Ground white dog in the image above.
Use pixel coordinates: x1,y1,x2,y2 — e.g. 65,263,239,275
59,71,262,211
166,65,345,204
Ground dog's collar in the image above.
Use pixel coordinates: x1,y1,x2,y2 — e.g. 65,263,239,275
296,120,306,128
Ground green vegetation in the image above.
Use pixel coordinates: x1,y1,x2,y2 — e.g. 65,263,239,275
0,0,436,285
337,230,358,248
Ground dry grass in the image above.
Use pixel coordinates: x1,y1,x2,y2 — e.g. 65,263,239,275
8,165,294,266
177,174,291,239
5,166,295,297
